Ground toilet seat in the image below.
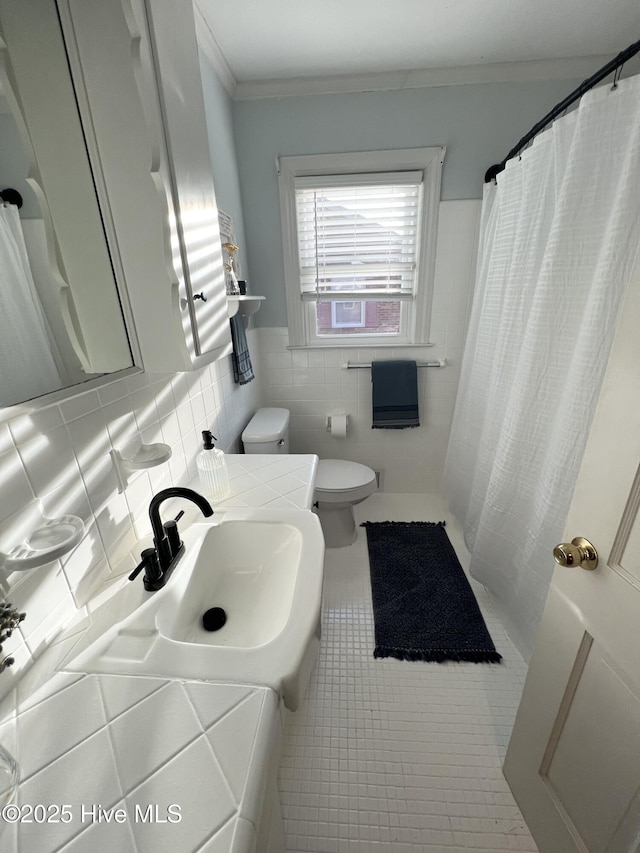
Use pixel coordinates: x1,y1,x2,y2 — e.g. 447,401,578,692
314,459,376,504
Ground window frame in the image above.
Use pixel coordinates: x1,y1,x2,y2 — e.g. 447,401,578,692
278,148,445,348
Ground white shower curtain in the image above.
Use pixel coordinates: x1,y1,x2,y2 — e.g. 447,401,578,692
444,75,640,660
0,204,62,407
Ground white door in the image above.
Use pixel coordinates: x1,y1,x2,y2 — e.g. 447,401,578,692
504,253,640,852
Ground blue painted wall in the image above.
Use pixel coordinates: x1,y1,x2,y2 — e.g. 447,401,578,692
198,52,248,273
232,80,582,327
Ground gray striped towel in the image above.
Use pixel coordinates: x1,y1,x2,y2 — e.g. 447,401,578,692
229,315,255,385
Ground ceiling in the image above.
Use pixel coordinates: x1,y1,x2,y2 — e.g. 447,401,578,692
197,0,640,96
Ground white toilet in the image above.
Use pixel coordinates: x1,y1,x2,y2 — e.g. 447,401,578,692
241,407,376,548
240,407,290,454
313,458,377,547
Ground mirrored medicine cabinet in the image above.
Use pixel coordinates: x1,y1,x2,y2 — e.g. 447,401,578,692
0,0,231,415
0,0,134,409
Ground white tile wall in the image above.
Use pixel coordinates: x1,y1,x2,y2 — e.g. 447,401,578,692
0,333,262,702
258,201,481,493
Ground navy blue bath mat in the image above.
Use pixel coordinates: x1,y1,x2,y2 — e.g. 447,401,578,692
361,521,502,663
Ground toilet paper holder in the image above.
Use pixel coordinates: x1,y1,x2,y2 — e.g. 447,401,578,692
326,414,349,434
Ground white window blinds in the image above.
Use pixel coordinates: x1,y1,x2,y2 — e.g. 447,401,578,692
295,172,422,300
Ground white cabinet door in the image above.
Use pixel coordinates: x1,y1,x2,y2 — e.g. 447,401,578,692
503,253,640,851
61,0,231,372
143,0,230,362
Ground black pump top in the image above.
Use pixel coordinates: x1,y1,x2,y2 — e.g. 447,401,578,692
202,430,217,450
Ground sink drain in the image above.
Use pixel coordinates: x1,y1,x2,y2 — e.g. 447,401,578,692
202,607,227,631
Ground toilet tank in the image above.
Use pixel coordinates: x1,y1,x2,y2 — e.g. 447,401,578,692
242,407,290,454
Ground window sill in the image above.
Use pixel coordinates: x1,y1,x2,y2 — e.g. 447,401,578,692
285,342,436,351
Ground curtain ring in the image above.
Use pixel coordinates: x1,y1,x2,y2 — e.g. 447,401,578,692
612,64,624,90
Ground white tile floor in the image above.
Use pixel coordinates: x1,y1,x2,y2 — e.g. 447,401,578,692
279,494,539,853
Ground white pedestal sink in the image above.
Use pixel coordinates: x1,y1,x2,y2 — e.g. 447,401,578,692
61,508,325,710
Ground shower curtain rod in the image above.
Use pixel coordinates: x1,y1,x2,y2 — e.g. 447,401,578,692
0,188,23,208
484,38,640,184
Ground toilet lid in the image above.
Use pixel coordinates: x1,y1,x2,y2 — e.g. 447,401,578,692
242,407,290,443
315,459,376,492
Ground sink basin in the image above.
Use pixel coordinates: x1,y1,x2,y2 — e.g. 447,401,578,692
157,520,302,648
61,508,324,710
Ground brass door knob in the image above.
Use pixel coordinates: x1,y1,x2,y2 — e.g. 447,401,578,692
553,537,598,571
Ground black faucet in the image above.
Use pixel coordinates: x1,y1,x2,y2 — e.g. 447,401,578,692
129,487,214,591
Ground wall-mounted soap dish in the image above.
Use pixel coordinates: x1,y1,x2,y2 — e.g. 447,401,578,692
0,515,84,571
110,442,172,493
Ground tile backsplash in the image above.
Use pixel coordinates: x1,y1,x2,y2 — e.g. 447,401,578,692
0,330,261,699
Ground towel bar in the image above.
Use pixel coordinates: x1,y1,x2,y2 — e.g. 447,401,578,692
342,359,446,370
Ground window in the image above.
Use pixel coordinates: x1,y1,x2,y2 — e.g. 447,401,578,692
278,148,444,347
330,301,365,329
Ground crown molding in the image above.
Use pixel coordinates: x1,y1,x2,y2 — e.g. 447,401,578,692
193,3,237,97
233,54,615,100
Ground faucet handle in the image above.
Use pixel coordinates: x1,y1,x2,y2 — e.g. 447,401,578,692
163,519,182,557
128,560,145,582
128,548,161,583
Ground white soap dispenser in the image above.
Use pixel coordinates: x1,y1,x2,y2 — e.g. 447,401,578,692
197,431,230,502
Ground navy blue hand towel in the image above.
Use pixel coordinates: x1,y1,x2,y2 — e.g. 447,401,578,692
371,360,420,428
229,314,255,385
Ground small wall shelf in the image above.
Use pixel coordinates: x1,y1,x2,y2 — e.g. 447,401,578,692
227,295,265,318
